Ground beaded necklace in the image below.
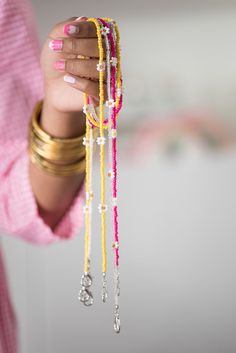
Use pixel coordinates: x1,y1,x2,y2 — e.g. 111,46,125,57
78,17,123,333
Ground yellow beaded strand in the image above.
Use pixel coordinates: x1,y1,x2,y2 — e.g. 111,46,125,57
87,18,107,274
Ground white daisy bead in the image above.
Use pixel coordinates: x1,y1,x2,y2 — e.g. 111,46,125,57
83,105,88,114
112,241,119,249
83,104,93,115
101,26,110,35
98,203,108,213
96,136,106,145
83,204,91,214
108,170,115,179
96,62,106,72
112,197,117,206
86,191,94,201
106,99,116,108
110,129,117,139
117,88,122,97
82,137,90,146
111,57,117,67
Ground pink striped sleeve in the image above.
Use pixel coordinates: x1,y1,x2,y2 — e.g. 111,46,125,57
0,0,85,245
0,141,85,245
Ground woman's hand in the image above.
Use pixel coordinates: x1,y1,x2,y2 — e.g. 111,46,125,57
41,16,103,113
30,16,107,228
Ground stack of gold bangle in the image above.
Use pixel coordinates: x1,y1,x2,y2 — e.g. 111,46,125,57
28,100,88,176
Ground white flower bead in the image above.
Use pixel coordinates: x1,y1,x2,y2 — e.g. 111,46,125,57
96,136,106,145
101,26,110,35
83,204,91,214
106,99,116,108
96,62,106,72
110,129,117,139
108,170,115,179
83,105,88,114
98,203,108,213
117,88,122,97
82,137,90,146
112,197,117,206
83,104,93,115
112,241,119,249
111,57,117,67
86,191,94,201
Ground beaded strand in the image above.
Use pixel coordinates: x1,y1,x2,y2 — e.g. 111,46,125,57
78,95,94,306
99,18,121,332
78,17,123,333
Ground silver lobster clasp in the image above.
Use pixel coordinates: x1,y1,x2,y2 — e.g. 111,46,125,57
81,273,93,288
78,287,94,306
114,305,121,333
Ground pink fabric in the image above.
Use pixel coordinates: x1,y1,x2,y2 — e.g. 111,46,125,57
0,0,85,352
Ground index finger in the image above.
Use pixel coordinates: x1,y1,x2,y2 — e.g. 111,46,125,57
49,18,97,39
64,21,98,38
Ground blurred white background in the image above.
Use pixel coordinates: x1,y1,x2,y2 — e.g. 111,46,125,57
2,1,236,352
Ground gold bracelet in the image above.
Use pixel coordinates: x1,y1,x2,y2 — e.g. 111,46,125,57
29,146,86,176
30,100,85,145
29,130,86,161
29,140,86,161
29,128,85,150
28,100,88,176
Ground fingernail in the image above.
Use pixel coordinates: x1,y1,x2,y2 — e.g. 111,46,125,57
64,74,76,84
63,24,78,34
75,16,88,21
54,59,65,71
49,39,63,51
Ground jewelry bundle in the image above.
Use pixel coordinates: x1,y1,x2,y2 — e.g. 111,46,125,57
78,17,123,333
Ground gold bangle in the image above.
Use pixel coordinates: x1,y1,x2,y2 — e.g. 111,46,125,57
29,129,84,151
30,100,85,145
29,130,86,161
29,140,86,161
29,145,86,176
28,100,87,176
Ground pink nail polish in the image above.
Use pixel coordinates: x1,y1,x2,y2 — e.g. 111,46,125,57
54,59,65,71
63,24,78,35
49,39,63,51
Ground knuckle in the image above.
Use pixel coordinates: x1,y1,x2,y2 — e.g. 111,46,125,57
73,39,80,54
69,38,75,53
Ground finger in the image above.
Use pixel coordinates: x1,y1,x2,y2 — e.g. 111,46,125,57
49,17,79,38
63,74,107,101
49,18,97,39
54,58,107,81
49,38,100,58
63,21,97,38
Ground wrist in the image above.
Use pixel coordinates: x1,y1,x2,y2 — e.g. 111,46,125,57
40,98,86,138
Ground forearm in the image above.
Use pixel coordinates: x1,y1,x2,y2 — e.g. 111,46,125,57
29,99,86,230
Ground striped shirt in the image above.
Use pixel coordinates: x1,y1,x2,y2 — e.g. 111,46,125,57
0,0,84,351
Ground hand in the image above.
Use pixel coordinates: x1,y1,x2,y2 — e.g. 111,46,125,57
41,16,105,114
